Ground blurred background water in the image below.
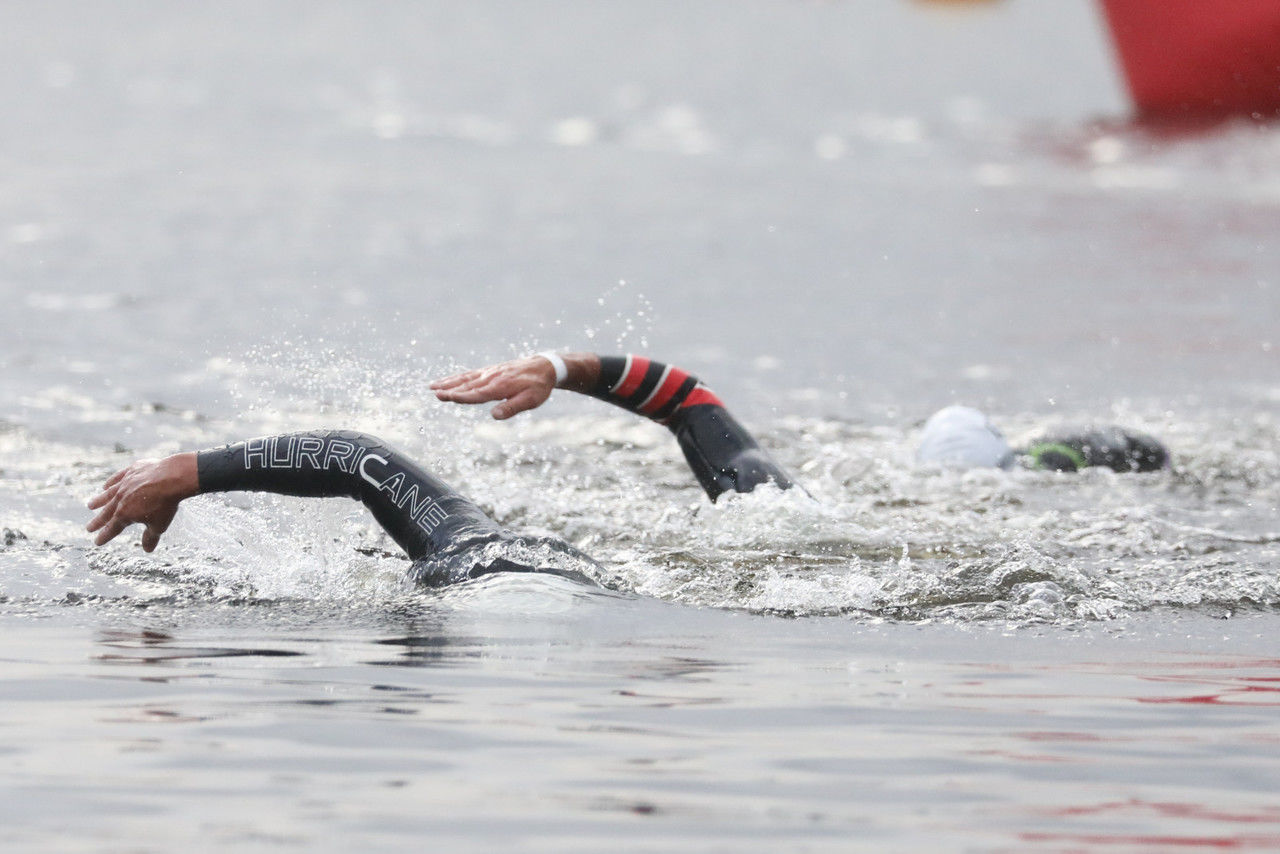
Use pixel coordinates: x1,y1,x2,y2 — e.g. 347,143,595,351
2,2,1279,851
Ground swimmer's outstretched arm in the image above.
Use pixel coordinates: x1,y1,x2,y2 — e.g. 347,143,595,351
432,353,795,500
87,431,500,556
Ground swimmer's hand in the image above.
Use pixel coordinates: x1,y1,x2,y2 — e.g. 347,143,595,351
430,353,599,420
86,453,199,552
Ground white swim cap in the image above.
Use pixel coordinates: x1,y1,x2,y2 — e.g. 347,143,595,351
917,406,1014,469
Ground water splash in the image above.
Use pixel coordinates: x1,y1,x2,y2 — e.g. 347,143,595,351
4,367,1277,625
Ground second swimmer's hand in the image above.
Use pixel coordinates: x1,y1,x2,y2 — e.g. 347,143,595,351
430,356,557,420
86,453,199,552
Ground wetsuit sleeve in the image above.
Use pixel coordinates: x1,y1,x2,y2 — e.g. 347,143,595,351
195,430,500,559
587,355,795,501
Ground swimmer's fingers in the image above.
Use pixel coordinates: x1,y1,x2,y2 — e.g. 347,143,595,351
429,368,483,392
442,375,554,417
138,503,179,553
86,487,115,511
433,357,556,403
432,370,508,403
433,384,486,403
90,501,176,550
89,460,158,510
491,386,552,420
86,499,118,533
93,518,129,547
141,526,163,553
434,364,518,392
436,377,517,404
88,493,136,544
86,470,127,510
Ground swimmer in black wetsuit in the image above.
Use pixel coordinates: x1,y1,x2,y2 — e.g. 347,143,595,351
86,352,794,585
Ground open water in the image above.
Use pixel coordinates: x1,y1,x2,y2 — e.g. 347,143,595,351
2,2,1279,851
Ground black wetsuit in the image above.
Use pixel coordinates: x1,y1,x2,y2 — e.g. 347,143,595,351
194,356,794,585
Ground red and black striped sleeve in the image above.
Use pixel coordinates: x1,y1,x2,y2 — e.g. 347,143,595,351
589,354,726,424
587,355,795,501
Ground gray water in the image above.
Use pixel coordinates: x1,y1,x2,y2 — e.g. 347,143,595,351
3,2,1279,851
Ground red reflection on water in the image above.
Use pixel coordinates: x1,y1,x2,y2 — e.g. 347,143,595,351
1134,672,1280,706
1029,659,1280,673
971,657,1280,708
1044,799,1280,825
1021,831,1280,850
1023,800,1280,851
942,657,1280,711
969,748,1074,764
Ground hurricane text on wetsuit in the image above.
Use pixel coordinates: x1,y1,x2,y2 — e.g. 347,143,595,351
197,431,500,560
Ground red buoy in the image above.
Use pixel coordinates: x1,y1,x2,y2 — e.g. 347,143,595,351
1100,0,1280,122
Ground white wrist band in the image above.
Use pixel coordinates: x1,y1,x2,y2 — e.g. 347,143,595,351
535,351,569,386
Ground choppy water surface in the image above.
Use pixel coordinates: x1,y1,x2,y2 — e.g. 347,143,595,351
3,1,1279,851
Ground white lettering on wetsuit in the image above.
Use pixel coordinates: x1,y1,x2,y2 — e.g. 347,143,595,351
245,436,374,474
242,436,449,535
357,452,390,487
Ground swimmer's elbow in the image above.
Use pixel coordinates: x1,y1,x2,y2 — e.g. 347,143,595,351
701,450,796,501
730,449,795,495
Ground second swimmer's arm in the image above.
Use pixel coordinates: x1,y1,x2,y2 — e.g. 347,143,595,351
432,353,796,500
